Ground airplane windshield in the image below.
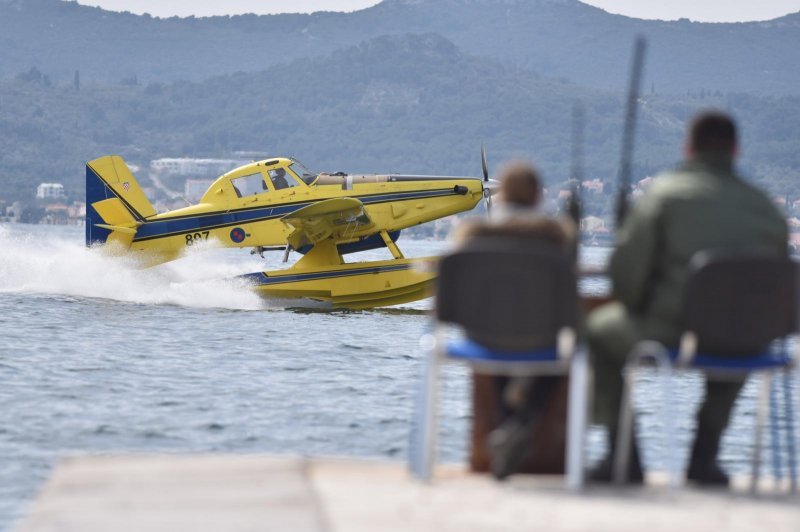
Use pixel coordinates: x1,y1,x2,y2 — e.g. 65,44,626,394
289,162,318,185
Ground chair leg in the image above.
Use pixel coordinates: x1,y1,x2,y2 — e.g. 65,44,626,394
785,368,798,494
613,361,636,484
566,345,588,491
751,373,772,493
657,355,678,488
413,334,441,482
769,372,783,489
613,342,676,486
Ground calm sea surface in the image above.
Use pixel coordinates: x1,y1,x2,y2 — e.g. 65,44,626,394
0,223,796,530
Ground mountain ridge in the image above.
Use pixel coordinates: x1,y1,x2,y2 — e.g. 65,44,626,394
0,0,798,94
2,32,798,204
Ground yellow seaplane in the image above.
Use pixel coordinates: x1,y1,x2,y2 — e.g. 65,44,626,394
86,154,494,308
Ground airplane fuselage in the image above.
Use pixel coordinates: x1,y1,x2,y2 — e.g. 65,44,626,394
85,155,489,307
125,158,484,260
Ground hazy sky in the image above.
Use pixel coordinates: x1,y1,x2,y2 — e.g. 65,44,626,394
73,0,800,22
582,0,800,22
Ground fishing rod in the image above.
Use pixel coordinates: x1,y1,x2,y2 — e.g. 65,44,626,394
615,36,647,226
567,101,585,226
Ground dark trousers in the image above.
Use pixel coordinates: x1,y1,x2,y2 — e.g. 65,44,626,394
587,302,744,441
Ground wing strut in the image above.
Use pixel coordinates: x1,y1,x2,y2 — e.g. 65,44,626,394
380,230,404,259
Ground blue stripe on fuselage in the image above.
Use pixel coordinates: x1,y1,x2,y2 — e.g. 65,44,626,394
132,188,457,243
240,262,414,286
85,165,116,246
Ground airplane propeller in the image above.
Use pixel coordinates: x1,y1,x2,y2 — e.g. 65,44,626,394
480,144,500,216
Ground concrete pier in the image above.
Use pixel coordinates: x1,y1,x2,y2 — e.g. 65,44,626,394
16,454,800,532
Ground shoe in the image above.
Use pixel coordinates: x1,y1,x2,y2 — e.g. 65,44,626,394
687,461,730,486
687,426,730,487
589,427,644,485
486,417,534,480
589,455,644,484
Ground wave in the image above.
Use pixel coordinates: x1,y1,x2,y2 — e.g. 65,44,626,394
0,224,268,310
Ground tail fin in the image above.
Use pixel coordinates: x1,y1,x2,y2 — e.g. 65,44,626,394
85,155,156,248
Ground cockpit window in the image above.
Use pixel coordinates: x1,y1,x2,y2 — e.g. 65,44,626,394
230,172,266,198
268,168,301,190
289,162,318,185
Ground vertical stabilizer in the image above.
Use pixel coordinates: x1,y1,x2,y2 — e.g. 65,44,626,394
85,155,155,247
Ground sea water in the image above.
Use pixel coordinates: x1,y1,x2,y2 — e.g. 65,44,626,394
0,224,795,530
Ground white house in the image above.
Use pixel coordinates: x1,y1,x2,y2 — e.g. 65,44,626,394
36,183,65,199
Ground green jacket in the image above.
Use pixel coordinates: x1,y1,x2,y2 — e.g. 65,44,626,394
610,155,788,341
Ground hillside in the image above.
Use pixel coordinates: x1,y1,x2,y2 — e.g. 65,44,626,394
1,34,798,205
1,0,799,94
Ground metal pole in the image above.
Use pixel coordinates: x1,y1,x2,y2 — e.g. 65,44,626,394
615,36,647,226
568,102,585,226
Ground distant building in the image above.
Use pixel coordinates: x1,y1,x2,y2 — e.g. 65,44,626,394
42,203,69,224
5,201,23,223
36,183,65,199
790,233,800,253
637,176,656,189
580,215,609,233
184,179,216,202
581,178,604,194
68,202,86,221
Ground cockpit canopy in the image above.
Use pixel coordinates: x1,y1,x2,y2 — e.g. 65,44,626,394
288,160,318,185
204,158,319,202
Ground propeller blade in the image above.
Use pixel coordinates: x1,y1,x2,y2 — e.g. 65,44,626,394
480,144,493,215
482,179,502,196
481,144,489,182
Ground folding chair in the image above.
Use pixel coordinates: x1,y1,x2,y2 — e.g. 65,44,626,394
615,252,799,492
409,237,589,490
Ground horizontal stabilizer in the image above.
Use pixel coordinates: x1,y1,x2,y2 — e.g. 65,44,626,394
94,223,138,235
91,197,139,228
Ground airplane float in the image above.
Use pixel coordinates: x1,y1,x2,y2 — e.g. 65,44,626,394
85,154,496,308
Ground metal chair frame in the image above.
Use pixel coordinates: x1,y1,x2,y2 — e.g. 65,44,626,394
614,252,799,493
409,237,589,490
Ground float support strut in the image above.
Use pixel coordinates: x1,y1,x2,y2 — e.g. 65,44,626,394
380,230,404,259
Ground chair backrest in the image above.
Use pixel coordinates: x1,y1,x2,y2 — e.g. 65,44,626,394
436,237,578,351
683,252,797,355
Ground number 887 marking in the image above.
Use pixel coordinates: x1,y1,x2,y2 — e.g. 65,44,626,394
185,231,210,246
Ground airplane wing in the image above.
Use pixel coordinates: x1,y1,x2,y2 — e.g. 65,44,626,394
280,197,375,250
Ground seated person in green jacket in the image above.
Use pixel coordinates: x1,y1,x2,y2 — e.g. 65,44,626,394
587,111,788,485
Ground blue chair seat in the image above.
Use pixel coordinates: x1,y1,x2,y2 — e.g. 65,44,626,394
667,349,793,371
446,338,560,363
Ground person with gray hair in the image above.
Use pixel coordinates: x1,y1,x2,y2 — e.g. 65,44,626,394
456,161,576,479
